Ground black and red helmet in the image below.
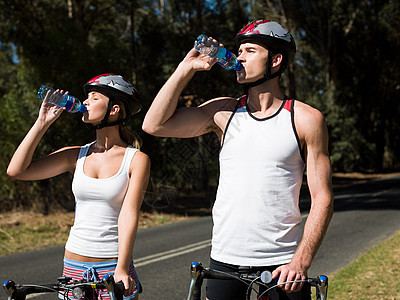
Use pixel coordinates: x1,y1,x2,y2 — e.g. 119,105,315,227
236,19,296,61
84,73,142,116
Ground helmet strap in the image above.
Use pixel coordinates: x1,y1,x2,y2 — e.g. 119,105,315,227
241,52,283,92
85,98,126,130
100,99,114,125
85,116,131,130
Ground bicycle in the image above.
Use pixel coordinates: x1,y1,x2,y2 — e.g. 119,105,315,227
187,261,328,300
3,274,125,300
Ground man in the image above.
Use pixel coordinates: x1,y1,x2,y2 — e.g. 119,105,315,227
142,19,333,300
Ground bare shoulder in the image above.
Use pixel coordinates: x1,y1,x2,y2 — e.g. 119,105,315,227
201,96,240,135
293,101,325,122
130,150,151,171
132,150,150,164
293,100,327,139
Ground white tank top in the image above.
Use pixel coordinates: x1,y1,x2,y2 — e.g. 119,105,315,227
66,143,138,258
211,96,305,266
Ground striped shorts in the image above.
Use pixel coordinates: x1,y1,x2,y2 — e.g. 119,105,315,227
59,257,141,300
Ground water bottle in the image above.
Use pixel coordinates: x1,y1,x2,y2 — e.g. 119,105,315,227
37,85,87,113
194,34,243,71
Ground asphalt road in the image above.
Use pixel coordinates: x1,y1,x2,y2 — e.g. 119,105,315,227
1,174,399,300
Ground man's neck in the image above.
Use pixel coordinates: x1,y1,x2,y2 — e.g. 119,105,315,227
246,80,284,117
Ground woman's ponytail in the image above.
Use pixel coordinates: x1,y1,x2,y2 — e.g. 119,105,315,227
119,125,142,149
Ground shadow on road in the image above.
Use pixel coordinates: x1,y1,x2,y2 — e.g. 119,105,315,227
142,174,400,216
299,175,400,213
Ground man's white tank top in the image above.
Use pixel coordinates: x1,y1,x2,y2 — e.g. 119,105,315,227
211,96,305,266
66,143,138,258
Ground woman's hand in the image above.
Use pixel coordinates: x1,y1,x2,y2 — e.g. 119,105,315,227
38,89,66,124
114,269,136,297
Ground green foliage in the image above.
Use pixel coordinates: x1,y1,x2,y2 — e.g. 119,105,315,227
261,0,400,172
325,101,376,172
0,0,399,212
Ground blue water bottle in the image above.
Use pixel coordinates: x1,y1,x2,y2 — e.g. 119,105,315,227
37,85,87,113
194,34,243,71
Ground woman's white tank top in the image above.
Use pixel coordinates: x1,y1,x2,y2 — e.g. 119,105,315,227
66,143,138,258
211,96,305,266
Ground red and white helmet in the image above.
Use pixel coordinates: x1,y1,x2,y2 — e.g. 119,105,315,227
84,73,142,116
236,20,296,88
236,19,296,61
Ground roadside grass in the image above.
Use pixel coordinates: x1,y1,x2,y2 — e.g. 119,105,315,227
318,230,400,299
0,212,72,255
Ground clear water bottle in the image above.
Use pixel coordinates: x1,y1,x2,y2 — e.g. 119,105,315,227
37,85,87,113
194,34,243,71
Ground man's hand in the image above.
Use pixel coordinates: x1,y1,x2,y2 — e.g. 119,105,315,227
272,262,307,293
182,38,222,71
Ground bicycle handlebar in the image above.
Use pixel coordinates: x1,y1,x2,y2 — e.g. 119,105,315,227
3,275,125,300
187,261,328,300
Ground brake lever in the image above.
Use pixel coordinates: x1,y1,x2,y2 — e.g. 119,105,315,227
3,280,16,300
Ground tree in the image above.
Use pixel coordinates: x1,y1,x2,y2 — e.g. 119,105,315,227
0,0,148,211
0,0,252,211
252,0,400,171
1,0,399,212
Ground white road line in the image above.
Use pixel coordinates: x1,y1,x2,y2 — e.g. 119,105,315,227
24,215,309,298
135,239,211,267
23,240,212,298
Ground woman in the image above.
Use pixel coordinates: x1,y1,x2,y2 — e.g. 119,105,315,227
7,73,150,299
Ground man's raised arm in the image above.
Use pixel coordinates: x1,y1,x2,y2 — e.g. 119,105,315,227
142,48,218,138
